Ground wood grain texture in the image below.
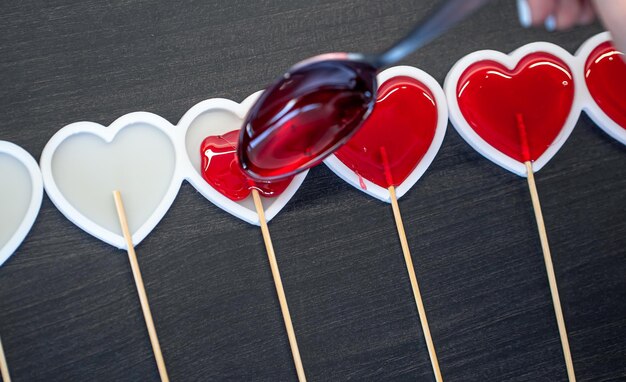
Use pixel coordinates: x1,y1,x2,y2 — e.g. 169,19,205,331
0,0,625,381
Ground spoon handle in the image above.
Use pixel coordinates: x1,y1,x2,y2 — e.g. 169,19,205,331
376,0,493,68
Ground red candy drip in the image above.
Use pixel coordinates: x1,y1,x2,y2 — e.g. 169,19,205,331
585,41,626,129
334,76,438,188
456,53,575,162
200,130,292,201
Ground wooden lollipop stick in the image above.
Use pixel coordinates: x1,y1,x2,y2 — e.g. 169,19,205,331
113,191,170,382
380,145,442,381
388,185,443,382
0,336,11,382
516,114,575,381
524,162,576,382
251,188,307,382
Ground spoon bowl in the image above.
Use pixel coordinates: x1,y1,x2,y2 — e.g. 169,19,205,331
239,53,377,180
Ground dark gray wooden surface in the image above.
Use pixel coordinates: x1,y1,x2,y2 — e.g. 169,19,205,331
1,0,625,381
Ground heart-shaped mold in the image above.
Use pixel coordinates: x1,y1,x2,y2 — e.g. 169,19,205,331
324,66,448,202
40,113,180,249
176,92,307,225
577,31,626,145
0,141,43,265
445,43,582,176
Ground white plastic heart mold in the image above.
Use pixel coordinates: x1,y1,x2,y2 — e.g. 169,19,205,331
175,91,308,226
576,32,626,145
0,141,43,265
444,42,583,177
324,65,448,202
40,92,307,249
40,113,181,249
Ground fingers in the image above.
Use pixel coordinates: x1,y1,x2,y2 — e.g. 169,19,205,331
554,0,581,30
524,0,557,26
577,0,596,25
518,0,598,31
593,0,626,54
515,0,626,61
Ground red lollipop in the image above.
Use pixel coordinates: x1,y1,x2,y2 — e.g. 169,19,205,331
585,42,626,129
445,43,579,382
326,71,447,202
199,129,306,381
578,32,626,145
326,66,448,381
334,76,439,189
455,53,574,163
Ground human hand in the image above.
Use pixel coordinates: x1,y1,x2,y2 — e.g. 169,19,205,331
517,0,626,53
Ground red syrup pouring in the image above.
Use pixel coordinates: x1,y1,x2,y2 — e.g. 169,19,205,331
456,52,575,162
200,130,293,201
334,76,438,188
585,41,626,129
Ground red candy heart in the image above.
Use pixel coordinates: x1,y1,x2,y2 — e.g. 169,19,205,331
585,41,626,130
334,76,438,188
200,130,292,201
455,53,575,162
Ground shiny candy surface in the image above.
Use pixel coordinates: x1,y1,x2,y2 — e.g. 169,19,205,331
585,41,626,130
456,53,575,162
201,130,292,201
335,76,438,188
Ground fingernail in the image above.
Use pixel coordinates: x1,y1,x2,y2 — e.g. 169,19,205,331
545,15,556,31
517,0,532,28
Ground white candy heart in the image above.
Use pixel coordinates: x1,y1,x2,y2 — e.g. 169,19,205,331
0,141,43,265
324,66,448,202
40,113,180,249
576,31,626,145
176,92,307,225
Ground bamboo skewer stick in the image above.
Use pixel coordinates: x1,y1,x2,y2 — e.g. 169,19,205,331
380,147,442,382
0,336,11,382
517,114,575,382
251,188,307,382
388,185,443,382
524,162,576,382
113,191,170,382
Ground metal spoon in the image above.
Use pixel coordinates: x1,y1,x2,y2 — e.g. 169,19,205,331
239,0,492,180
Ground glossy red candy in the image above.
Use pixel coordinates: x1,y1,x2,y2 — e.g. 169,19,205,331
585,41,626,129
334,76,438,188
200,130,292,201
456,53,575,162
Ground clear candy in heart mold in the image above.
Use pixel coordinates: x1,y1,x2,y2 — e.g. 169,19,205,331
585,41,626,130
334,76,438,188
455,52,575,162
0,141,42,264
0,153,33,250
50,123,176,235
201,130,293,201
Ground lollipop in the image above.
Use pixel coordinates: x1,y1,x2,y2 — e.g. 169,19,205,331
0,141,43,382
577,32,626,145
326,66,448,381
445,42,580,382
200,130,306,382
40,114,178,382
